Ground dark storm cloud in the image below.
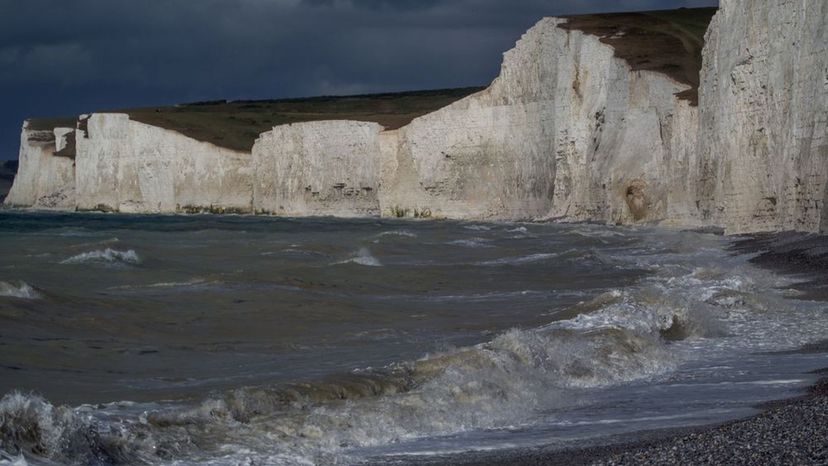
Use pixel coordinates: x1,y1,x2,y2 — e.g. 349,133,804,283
302,0,445,10
0,0,717,159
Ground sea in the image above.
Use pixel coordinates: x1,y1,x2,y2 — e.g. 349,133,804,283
0,211,825,465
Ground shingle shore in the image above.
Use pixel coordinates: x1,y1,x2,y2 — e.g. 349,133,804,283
593,378,828,465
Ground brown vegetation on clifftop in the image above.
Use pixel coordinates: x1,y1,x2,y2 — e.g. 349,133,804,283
560,7,717,105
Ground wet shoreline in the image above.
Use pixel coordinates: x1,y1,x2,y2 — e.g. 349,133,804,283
388,374,828,466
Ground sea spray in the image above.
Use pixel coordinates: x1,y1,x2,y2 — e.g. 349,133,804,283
337,248,382,267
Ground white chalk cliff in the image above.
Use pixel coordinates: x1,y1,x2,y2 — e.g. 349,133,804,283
695,0,828,234
5,123,75,210
74,114,252,214
5,0,827,234
253,121,383,217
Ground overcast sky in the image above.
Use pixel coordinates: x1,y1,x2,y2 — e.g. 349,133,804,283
0,0,717,160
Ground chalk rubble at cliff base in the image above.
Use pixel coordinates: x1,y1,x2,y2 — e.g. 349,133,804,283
5,0,827,235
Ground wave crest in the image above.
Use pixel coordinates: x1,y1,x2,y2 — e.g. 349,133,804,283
60,249,141,266
476,252,557,266
336,248,382,267
0,282,41,300
376,230,417,239
0,392,158,464
155,287,698,462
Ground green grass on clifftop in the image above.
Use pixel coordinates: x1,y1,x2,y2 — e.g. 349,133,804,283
560,7,717,105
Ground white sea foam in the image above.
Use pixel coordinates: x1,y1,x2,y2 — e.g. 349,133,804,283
376,230,418,238
0,452,28,466
464,225,492,231
60,248,141,266
447,238,493,248
145,279,206,288
0,281,42,299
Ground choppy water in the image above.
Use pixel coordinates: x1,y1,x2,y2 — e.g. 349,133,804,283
0,211,825,465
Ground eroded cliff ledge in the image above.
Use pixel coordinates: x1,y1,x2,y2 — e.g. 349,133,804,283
6,1,827,234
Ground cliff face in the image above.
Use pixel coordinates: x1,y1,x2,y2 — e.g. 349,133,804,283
5,123,75,209
696,0,828,234
75,114,253,214
377,21,558,220
253,121,383,217
318,17,695,223
4,2,826,234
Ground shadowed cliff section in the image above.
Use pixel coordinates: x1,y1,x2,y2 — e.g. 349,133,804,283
559,7,716,105
25,118,78,133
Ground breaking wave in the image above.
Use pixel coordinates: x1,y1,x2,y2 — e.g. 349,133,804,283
60,249,141,266
336,248,382,267
0,268,727,465
0,393,156,465
0,281,41,300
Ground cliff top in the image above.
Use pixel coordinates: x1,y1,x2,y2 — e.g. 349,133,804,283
560,7,717,105
26,117,78,133
124,87,484,152
28,87,483,153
